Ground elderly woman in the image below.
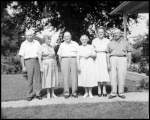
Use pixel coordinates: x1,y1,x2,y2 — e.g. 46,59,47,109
77,35,97,98
38,34,58,99
92,26,110,97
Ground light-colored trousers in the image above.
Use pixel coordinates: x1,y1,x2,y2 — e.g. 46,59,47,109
25,58,42,98
61,57,78,94
110,56,127,94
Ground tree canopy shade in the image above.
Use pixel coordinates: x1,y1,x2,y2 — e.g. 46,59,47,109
1,0,138,56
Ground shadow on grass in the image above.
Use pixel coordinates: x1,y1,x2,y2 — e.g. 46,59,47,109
40,85,115,97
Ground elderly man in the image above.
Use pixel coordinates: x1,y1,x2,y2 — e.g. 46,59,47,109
18,28,42,101
57,31,79,98
107,29,132,99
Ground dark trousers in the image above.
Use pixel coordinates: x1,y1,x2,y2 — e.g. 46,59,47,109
25,58,42,98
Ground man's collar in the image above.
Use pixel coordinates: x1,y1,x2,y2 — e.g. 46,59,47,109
115,37,123,43
26,39,35,43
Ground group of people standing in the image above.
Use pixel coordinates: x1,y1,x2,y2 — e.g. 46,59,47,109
18,26,132,101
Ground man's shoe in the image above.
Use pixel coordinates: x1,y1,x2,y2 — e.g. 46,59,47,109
102,94,107,97
36,96,42,100
72,93,78,98
118,94,126,99
26,97,33,101
108,95,117,99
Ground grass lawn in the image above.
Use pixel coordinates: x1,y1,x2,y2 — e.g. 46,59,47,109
1,73,149,119
1,72,148,101
2,102,149,119
1,74,64,101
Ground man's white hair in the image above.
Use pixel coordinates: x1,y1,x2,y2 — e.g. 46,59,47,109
64,31,71,36
25,28,35,36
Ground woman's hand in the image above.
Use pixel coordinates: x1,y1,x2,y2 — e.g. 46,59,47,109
77,64,81,73
40,63,44,72
127,63,131,69
22,66,27,72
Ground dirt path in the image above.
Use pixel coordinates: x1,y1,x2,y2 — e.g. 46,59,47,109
2,92,148,108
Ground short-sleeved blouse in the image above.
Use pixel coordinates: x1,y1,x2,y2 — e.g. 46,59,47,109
92,38,110,52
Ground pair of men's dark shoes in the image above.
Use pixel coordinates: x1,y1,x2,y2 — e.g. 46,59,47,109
26,95,42,101
98,93,107,97
108,94,126,99
64,93,78,98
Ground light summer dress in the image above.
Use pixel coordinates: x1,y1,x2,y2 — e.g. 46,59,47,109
92,38,110,83
39,43,59,88
78,45,97,87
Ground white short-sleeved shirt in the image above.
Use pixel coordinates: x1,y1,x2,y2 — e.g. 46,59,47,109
92,37,110,52
18,40,41,59
57,41,79,57
78,45,96,58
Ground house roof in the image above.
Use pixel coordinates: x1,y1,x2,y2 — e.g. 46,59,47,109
110,1,149,15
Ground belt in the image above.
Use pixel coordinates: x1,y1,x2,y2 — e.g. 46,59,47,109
97,51,107,53
110,55,126,57
42,56,55,60
25,58,38,60
61,56,76,58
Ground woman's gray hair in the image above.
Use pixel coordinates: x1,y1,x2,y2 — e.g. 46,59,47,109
95,26,106,33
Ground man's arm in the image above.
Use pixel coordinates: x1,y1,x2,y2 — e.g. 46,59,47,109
106,43,111,71
127,52,132,69
18,43,26,72
20,56,26,72
57,44,62,69
126,42,133,69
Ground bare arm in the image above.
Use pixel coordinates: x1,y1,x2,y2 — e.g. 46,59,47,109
38,53,42,68
106,43,111,71
127,52,132,68
126,42,132,68
20,56,26,72
106,53,110,66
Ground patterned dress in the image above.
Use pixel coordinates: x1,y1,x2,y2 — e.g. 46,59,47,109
92,38,110,82
78,45,97,87
39,44,58,88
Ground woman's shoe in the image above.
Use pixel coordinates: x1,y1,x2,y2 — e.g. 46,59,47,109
47,93,51,99
52,94,57,98
72,93,78,98
89,94,94,98
83,93,88,98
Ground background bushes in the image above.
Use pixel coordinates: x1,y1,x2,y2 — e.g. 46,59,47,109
1,55,22,74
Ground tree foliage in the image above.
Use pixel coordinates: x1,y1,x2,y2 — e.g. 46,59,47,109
1,0,138,56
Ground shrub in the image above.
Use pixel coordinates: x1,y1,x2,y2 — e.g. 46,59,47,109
138,78,149,90
1,55,22,74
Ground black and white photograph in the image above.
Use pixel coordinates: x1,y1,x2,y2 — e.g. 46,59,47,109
1,0,149,119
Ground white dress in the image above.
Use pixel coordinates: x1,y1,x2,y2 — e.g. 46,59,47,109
78,45,97,87
92,38,110,82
